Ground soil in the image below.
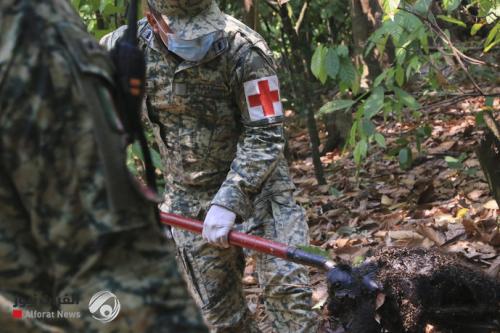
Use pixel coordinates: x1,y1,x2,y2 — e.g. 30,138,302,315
327,247,500,333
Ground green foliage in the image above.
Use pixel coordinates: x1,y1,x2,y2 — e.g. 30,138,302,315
398,147,413,170
318,100,356,116
443,0,461,13
469,0,500,51
381,0,401,19
311,45,359,93
297,245,330,259
71,0,130,39
445,153,479,176
437,15,467,28
312,0,497,172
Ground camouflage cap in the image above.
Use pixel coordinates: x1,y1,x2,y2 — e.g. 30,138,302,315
147,0,226,40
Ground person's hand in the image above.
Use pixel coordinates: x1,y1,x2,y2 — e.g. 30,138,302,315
202,205,236,248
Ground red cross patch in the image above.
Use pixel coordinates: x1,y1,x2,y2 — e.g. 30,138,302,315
244,75,283,121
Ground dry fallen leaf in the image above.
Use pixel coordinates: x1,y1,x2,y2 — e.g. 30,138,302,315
428,140,456,154
483,200,499,210
417,225,446,246
312,285,328,309
388,230,424,240
455,208,469,219
466,190,484,201
381,195,393,206
434,214,455,225
446,240,497,260
335,238,350,248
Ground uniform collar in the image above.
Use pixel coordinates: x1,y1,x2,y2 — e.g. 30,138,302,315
141,24,228,71
174,32,228,73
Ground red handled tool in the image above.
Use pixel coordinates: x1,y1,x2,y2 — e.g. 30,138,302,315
160,211,336,271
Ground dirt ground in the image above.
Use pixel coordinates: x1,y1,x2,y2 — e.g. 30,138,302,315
243,95,500,332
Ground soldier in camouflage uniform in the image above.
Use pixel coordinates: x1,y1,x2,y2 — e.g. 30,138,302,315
101,0,318,332
0,1,207,332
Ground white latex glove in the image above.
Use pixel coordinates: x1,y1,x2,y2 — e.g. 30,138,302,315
202,205,236,248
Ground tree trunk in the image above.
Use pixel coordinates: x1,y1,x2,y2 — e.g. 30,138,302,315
350,0,383,83
243,0,259,31
278,3,326,185
476,112,500,205
322,108,353,154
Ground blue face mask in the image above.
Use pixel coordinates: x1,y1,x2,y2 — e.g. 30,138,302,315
166,32,217,62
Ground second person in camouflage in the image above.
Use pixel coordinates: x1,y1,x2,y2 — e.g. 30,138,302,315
0,1,207,332
102,1,318,331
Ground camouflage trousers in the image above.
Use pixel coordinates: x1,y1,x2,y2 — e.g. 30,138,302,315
168,191,319,333
0,223,205,333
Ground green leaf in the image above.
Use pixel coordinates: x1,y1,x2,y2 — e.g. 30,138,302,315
484,39,500,53
465,167,478,176
395,66,405,86
373,71,388,87
354,139,368,165
414,0,432,14
361,118,376,137
150,147,164,172
437,15,467,28
339,58,357,87
311,45,328,84
382,0,401,19
325,48,340,79
337,226,357,236
445,155,462,169
99,0,114,12
417,125,432,138
484,22,500,52
471,23,484,36
336,45,349,57
318,100,356,115
353,255,365,265
329,187,343,197
394,87,420,110
374,133,386,148
485,96,494,107
94,29,113,40
482,0,500,24
103,4,121,15
398,147,413,170
475,111,485,126
131,142,143,160
443,0,461,12
348,120,358,147
364,86,385,119
406,56,422,78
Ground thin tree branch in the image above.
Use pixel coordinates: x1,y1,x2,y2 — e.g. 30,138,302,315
422,92,500,111
398,7,498,96
294,1,308,34
262,0,279,13
400,8,498,70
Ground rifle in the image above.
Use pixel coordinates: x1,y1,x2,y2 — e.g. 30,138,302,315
111,0,159,202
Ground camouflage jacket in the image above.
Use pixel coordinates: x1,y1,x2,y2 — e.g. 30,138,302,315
101,16,295,220
0,0,88,77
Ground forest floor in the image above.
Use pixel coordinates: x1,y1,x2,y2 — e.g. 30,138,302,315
243,94,500,332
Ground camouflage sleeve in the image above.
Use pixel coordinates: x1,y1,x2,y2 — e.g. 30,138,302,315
99,24,128,50
100,17,150,50
210,42,286,219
